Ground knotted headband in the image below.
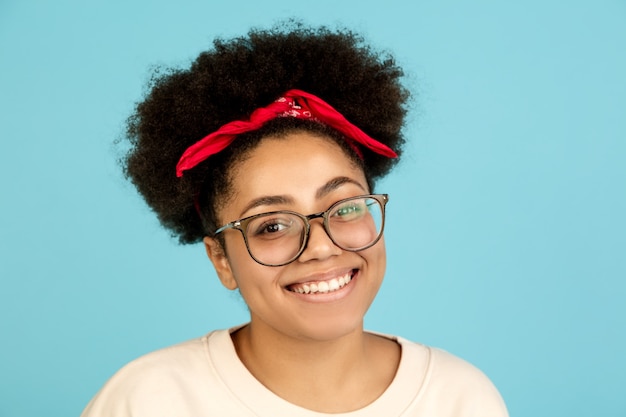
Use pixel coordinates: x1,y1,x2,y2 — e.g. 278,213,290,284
175,89,397,177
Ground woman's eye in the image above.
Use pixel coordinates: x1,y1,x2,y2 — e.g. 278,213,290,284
333,202,365,219
251,216,294,237
262,222,287,233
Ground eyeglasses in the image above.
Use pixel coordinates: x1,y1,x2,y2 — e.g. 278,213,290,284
214,194,388,267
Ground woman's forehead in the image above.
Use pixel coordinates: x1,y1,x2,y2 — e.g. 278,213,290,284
224,133,367,212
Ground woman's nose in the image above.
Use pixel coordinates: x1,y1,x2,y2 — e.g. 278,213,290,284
297,221,342,263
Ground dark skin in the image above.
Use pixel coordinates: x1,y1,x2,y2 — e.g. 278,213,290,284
231,325,400,412
203,132,400,412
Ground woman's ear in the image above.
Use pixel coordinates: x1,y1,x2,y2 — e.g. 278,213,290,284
203,237,238,290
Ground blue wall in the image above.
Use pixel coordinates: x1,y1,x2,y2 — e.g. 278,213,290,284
1,1,625,416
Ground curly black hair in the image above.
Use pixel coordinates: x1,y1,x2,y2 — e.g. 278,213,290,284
123,22,409,244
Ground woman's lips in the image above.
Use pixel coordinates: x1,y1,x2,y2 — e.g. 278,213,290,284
287,270,355,294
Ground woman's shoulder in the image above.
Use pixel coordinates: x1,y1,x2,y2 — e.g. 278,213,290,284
80,329,230,417
108,331,217,377
381,334,509,417
391,334,498,385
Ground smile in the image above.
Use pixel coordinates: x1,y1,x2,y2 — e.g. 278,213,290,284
287,271,354,294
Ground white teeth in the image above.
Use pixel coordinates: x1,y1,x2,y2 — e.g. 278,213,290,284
289,272,354,294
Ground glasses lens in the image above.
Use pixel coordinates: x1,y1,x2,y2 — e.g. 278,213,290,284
327,196,384,251
244,213,306,266
239,195,386,266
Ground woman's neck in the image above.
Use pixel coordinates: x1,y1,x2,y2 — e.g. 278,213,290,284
231,320,401,413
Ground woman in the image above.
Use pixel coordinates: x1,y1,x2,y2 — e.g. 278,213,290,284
82,24,508,416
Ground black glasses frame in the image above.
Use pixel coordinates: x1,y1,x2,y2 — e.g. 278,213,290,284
213,194,389,267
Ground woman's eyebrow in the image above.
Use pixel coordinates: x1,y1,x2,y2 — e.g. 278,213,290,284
239,177,364,217
239,195,293,217
315,176,366,199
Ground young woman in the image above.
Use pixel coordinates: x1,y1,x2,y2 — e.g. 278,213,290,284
81,24,508,416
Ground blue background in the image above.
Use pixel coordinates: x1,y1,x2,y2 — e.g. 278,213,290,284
1,1,625,416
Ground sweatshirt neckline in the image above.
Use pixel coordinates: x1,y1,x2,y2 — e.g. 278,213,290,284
204,325,430,417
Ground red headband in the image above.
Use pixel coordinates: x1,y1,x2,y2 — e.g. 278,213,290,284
175,89,397,177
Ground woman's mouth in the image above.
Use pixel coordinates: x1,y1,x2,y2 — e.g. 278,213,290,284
287,270,355,294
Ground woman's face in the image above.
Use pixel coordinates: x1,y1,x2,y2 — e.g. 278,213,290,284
205,132,386,342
